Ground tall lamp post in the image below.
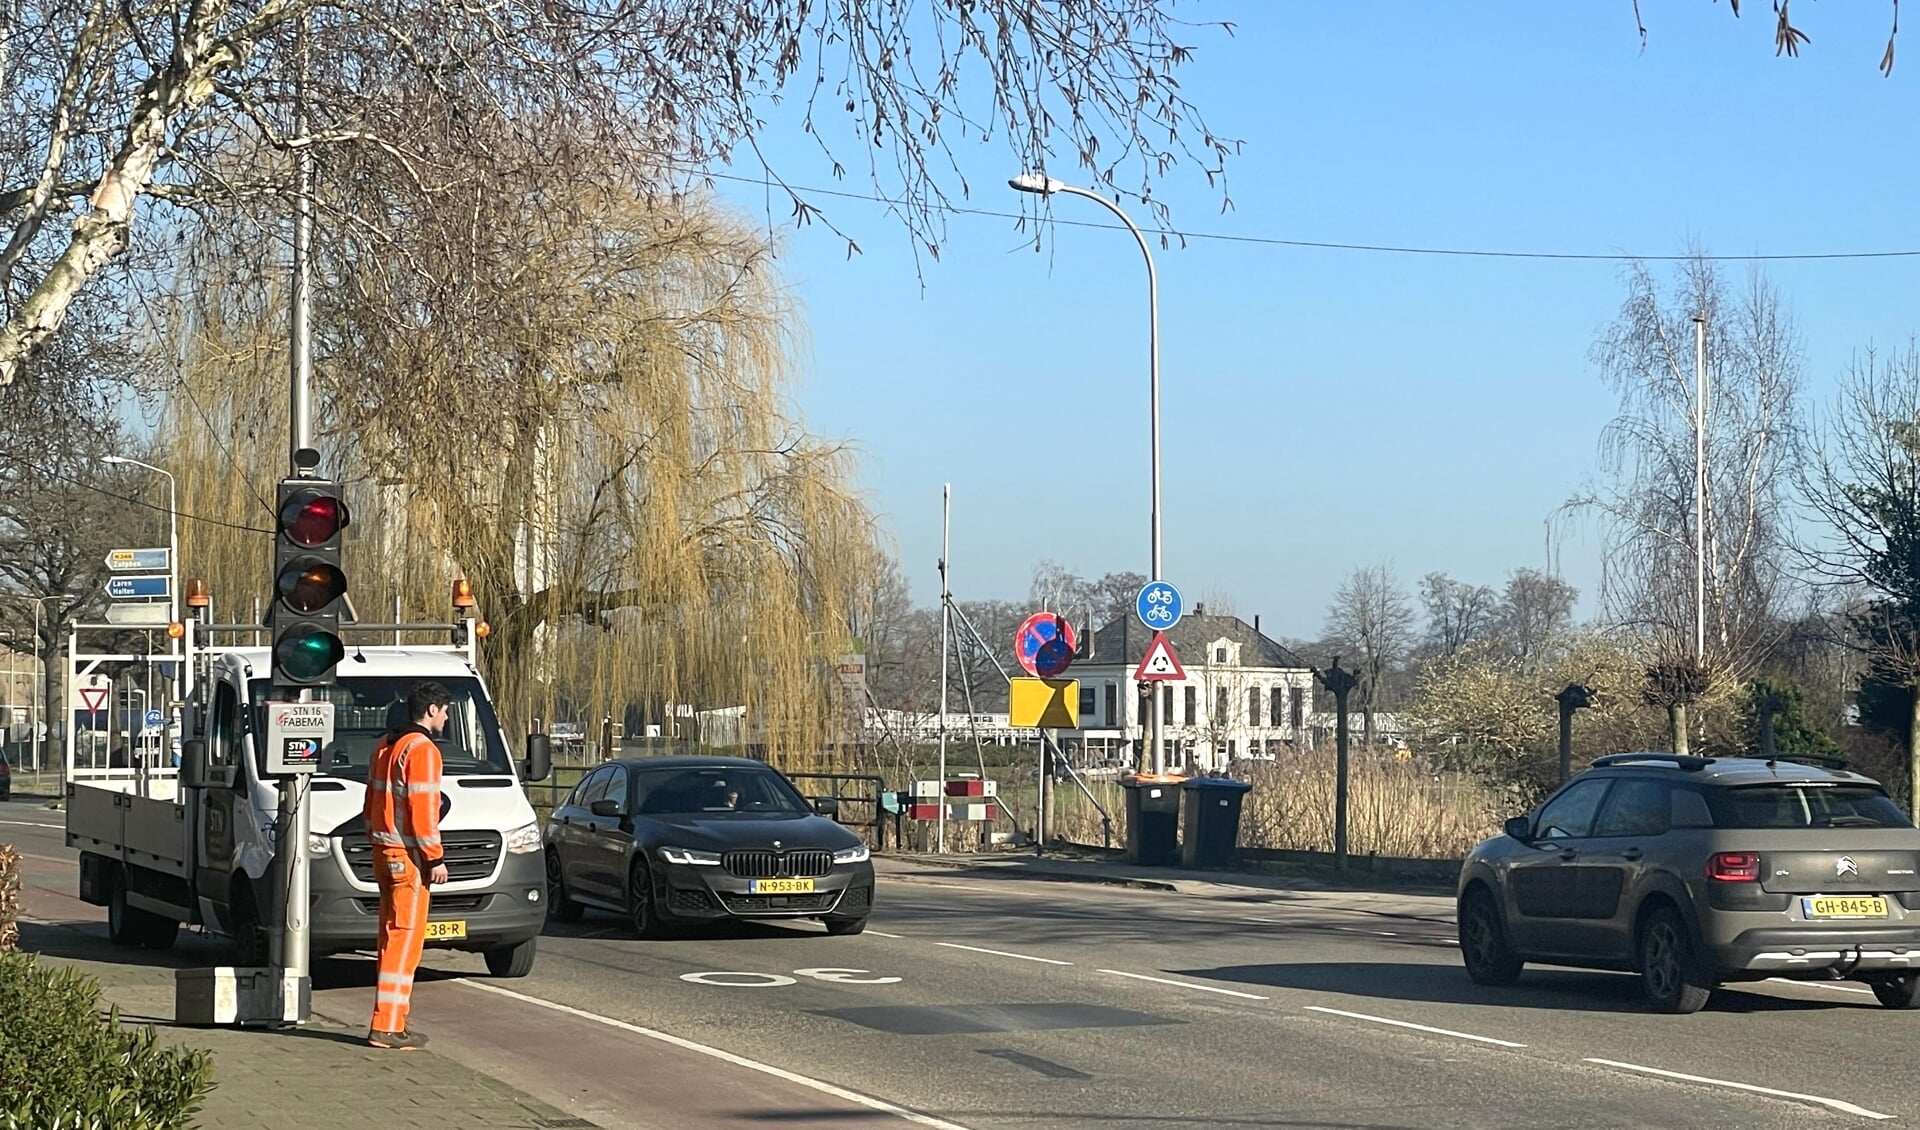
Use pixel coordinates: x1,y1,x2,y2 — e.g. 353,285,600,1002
100,455,179,630
1007,172,1166,773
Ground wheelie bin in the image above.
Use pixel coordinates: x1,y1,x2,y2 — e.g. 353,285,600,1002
1121,774,1183,866
1179,776,1252,869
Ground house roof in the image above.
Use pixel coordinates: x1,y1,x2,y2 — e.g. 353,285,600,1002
1078,614,1311,672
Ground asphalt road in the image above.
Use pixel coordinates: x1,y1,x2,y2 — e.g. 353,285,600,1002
7,801,1916,1129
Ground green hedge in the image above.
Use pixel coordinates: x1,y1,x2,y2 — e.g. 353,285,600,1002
0,954,214,1130
0,845,17,953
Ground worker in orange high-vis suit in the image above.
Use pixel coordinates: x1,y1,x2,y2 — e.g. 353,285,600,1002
363,681,452,1050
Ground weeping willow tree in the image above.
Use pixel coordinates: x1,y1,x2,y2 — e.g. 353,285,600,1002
154,136,881,766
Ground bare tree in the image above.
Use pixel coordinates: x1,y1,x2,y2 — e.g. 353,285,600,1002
1567,255,1802,752
1027,561,1147,632
0,0,1235,384
1419,572,1498,658
1494,568,1579,671
1325,563,1416,747
1798,342,1920,809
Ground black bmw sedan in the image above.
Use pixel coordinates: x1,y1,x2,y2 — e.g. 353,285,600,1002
544,756,875,937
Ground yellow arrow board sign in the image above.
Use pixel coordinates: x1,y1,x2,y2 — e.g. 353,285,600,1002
1009,677,1078,729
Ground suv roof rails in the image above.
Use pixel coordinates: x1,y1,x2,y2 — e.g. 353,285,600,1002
1590,753,1715,772
1752,752,1852,772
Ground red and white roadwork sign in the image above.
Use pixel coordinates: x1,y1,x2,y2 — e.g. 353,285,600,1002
1133,632,1186,682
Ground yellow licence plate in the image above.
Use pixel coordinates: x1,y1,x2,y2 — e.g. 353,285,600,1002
1804,896,1889,919
750,879,815,895
425,920,468,940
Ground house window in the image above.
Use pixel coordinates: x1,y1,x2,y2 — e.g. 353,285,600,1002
1215,686,1229,725
1248,687,1262,726
1078,686,1096,720
1163,685,1175,723
1271,688,1285,729
1104,683,1117,726
1290,686,1305,729
1215,646,1228,662
1184,686,1197,726
1227,739,1237,759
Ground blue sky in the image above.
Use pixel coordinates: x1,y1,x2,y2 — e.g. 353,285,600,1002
702,2,1920,639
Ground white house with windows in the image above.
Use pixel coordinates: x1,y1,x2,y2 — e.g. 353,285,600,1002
1060,611,1316,772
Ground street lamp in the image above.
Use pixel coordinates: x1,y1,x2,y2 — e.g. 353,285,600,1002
1008,171,1167,774
100,455,179,632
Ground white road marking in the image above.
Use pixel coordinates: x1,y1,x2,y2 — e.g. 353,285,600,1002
1098,969,1269,1000
1585,1058,1892,1120
793,968,903,985
460,980,979,1130
1766,977,1876,996
678,971,797,987
1304,1005,1525,1048
867,930,905,939
936,942,1071,966
0,819,64,830
1331,926,1399,937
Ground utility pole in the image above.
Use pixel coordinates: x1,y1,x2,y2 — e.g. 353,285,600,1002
936,484,951,854
1693,315,1707,667
1317,658,1359,875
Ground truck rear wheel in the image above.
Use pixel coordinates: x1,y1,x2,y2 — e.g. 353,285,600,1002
483,937,537,978
106,868,176,949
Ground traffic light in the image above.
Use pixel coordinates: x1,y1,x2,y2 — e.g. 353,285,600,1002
270,479,350,686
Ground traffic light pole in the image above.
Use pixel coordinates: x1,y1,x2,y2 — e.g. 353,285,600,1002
276,15,317,1017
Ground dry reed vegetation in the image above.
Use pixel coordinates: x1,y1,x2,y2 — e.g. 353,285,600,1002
154,143,880,765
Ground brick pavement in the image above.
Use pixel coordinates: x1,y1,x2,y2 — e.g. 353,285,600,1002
48,954,597,1129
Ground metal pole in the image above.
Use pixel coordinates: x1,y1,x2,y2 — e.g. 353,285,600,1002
937,483,951,854
1049,185,1162,774
30,600,41,774
1693,316,1706,666
276,14,316,1008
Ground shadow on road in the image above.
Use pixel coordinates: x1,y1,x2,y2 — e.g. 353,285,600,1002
1177,960,1860,1014
16,918,222,970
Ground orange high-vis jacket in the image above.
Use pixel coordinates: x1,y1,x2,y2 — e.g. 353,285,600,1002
363,728,444,865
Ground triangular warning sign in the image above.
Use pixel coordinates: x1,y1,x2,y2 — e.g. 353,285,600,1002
1133,632,1187,682
79,687,109,713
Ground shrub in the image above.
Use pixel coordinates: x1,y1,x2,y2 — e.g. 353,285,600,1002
0,954,215,1130
0,845,17,953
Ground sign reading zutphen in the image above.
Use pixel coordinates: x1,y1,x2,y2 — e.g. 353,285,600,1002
1135,581,1183,631
263,701,334,776
105,547,170,572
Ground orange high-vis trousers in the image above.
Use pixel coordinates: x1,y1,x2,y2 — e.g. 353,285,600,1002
370,847,430,1034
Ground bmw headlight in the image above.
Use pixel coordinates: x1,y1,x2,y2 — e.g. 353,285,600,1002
833,844,870,865
659,846,722,866
307,833,331,858
505,821,542,855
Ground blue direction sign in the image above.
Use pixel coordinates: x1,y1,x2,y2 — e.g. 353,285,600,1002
106,574,170,600
1136,580,1184,631
143,709,163,732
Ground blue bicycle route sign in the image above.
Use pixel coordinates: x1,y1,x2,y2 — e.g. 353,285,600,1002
1135,581,1183,631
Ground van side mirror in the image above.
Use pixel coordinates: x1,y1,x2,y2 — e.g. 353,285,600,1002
812,796,840,818
523,732,552,783
180,739,211,789
1503,815,1533,841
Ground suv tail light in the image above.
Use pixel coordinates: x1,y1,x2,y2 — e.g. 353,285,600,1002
1707,851,1761,882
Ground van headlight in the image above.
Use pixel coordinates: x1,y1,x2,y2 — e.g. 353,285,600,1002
833,844,870,865
659,846,722,866
307,833,331,858
505,821,543,854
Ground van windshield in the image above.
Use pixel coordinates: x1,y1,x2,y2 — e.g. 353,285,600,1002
248,677,514,781
1710,784,1912,830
